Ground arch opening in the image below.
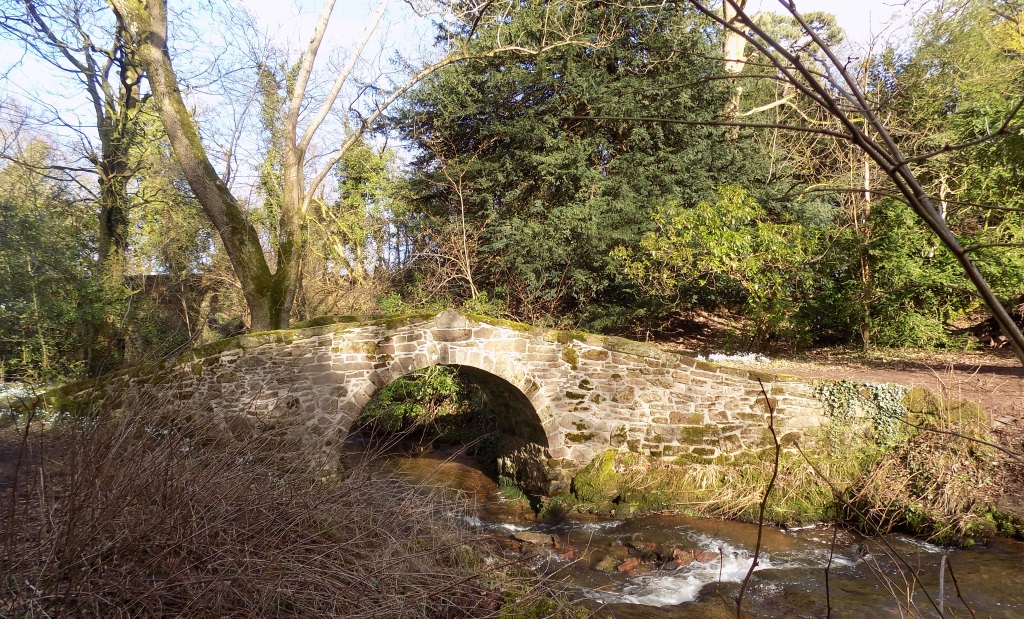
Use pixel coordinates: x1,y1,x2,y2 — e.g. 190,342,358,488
346,364,551,495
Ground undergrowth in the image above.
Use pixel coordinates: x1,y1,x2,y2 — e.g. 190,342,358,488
358,366,499,466
0,397,579,618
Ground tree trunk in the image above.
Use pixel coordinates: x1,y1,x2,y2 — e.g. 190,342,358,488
722,0,748,120
111,0,290,332
96,161,131,275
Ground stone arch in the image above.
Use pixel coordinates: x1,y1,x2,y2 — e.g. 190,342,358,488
345,353,556,494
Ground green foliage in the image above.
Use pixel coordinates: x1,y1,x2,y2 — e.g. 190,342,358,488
359,365,499,461
0,147,122,381
312,142,410,282
814,380,910,449
570,450,622,504
361,365,467,432
378,292,412,316
497,590,592,619
462,291,506,318
129,116,216,280
867,199,972,348
614,186,809,344
398,3,759,326
856,1,1024,347
249,61,296,246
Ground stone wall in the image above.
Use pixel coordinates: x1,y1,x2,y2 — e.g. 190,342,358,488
48,310,828,494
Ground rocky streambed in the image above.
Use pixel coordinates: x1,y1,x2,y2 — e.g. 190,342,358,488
372,445,1024,619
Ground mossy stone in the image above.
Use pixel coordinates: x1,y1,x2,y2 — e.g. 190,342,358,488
571,450,622,504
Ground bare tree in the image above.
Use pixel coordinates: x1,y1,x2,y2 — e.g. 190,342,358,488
108,0,603,331
0,0,148,275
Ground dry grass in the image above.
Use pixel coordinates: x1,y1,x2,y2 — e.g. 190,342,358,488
0,400,516,618
847,409,996,544
613,452,856,524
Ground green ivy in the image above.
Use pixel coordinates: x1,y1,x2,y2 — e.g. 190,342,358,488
814,380,910,449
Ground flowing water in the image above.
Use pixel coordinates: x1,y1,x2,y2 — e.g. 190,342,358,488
354,445,1024,619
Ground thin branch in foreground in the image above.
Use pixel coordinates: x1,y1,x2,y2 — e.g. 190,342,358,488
903,96,1024,164
561,115,854,141
896,418,1024,463
736,379,780,619
825,524,837,619
945,556,978,619
791,441,948,619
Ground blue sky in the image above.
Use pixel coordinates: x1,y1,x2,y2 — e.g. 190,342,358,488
239,0,914,57
751,0,916,45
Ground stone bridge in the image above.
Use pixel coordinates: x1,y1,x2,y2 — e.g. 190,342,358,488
55,311,829,494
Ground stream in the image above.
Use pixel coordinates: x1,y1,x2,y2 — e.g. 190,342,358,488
357,445,1024,619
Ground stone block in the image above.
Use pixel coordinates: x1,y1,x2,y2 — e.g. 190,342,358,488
669,411,704,425
433,328,473,342
718,433,743,453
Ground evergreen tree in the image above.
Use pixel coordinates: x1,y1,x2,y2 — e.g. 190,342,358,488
398,3,759,328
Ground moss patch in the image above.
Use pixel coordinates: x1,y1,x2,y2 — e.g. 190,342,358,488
565,432,594,443
290,314,363,329
571,451,622,504
561,347,578,370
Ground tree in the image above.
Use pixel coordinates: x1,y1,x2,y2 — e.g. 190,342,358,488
108,0,599,332
0,0,148,275
613,186,809,344
399,2,759,326
581,0,1024,362
0,141,114,380
716,0,1024,362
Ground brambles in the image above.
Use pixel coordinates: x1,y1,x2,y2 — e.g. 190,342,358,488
0,397,554,618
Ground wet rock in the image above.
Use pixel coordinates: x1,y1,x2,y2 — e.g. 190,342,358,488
513,531,553,546
616,557,641,573
672,547,695,565
626,540,658,552
606,542,630,560
594,554,619,573
694,550,720,563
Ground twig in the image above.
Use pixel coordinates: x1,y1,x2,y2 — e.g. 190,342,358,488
945,555,978,619
792,441,948,618
737,379,779,619
939,553,947,616
4,390,39,567
897,419,1024,463
825,525,837,619
562,114,855,141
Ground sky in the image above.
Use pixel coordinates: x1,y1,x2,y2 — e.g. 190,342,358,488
749,0,917,45
1,0,917,129
237,0,917,58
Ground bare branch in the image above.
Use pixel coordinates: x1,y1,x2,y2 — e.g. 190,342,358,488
298,0,389,152
562,114,854,140
287,0,338,139
903,97,1024,164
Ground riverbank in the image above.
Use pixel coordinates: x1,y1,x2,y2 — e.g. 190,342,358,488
377,445,1024,619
